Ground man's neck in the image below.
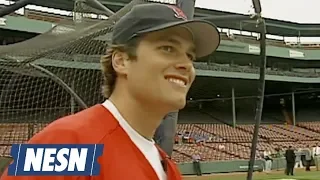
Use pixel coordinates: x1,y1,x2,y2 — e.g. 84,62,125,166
108,92,166,140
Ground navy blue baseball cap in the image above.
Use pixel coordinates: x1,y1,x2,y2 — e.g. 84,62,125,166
112,3,220,58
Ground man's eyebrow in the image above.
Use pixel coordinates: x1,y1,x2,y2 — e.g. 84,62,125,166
164,38,196,55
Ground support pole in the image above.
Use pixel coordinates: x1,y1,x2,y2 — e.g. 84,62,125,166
154,111,179,157
247,0,266,178
73,0,84,24
70,1,83,114
232,87,236,127
292,92,296,126
71,81,76,114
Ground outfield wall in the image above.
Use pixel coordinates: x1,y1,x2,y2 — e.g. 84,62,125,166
178,157,320,175
177,158,292,175
178,159,264,175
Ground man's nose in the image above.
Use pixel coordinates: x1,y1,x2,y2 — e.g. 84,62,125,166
174,61,194,72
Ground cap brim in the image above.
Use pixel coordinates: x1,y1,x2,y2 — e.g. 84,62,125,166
136,20,220,58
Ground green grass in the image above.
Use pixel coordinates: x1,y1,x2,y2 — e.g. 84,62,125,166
184,169,320,180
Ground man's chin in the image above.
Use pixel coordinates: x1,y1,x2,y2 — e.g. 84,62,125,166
168,98,186,111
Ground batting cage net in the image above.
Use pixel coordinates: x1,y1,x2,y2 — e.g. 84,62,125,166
0,0,154,154
0,0,187,156
2,0,320,177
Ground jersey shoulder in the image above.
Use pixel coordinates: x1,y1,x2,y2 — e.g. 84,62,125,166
29,104,119,144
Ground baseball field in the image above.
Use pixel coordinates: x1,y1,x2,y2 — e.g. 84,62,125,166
184,168,320,180
1,157,320,179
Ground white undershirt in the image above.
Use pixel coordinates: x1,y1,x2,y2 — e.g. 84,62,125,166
102,100,167,180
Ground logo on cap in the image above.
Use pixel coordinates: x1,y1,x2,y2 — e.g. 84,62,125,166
167,5,187,20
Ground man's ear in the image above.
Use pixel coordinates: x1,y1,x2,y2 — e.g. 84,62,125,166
112,50,130,75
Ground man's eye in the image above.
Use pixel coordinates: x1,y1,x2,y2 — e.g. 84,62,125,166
187,53,196,61
160,46,174,52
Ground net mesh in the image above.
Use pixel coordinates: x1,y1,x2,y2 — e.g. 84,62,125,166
0,0,152,157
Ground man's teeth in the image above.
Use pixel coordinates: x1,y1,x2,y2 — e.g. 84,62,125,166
167,78,186,87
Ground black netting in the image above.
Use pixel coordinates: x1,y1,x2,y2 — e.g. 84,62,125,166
0,0,152,157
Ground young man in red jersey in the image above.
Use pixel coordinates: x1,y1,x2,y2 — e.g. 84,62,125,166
1,3,220,180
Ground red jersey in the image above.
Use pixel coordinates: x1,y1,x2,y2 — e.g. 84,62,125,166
0,104,182,180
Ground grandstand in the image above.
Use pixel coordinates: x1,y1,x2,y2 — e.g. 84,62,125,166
1,0,320,176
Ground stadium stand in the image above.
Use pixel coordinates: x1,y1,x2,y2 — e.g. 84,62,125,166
298,122,320,133
173,123,320,162
1,1,320,176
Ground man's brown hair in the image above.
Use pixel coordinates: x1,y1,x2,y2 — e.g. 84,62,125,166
100,38,140,98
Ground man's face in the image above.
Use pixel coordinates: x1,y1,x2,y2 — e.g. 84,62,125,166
126,26,196,111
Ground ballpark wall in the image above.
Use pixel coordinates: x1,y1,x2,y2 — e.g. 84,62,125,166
177,158,292,175
178,159,265,175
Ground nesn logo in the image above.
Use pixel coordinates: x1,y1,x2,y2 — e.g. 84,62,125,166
7,144,104,176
